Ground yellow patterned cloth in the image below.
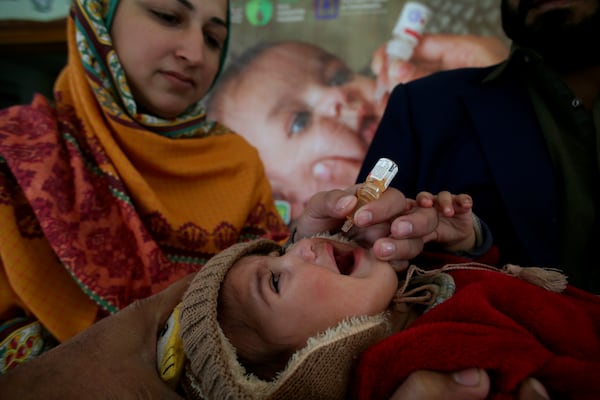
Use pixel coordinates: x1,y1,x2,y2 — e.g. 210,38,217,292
0,318,49,374
0,0,288,357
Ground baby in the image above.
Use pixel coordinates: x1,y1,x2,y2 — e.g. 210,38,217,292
157,201,599,399
159,234,458,399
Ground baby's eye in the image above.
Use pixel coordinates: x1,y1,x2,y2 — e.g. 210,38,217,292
328,67,353,87
151,10,180,26
270,272,280,293
289,111,310,137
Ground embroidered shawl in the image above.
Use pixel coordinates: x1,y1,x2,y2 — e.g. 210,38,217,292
0,0,287,342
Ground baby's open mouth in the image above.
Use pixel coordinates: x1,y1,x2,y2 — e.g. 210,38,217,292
308,232,360,276
332,245,356,276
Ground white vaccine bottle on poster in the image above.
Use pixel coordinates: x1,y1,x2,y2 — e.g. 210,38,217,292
387,2,432,61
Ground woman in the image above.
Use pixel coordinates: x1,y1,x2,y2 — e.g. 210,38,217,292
0,0,287,368
0,0,468,376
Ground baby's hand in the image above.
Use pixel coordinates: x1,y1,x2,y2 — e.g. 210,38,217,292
415,191,476,252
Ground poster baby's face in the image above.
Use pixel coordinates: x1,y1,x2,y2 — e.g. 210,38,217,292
211,42,384,220
215,1,509,224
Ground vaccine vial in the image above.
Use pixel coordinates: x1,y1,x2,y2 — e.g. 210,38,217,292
341,158,399,233
386,2,432,61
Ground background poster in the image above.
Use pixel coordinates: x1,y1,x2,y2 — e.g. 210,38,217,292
0,0,70,21
211,0,510,224
228,0,507,74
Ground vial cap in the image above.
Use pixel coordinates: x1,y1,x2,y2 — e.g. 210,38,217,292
391,2,432,40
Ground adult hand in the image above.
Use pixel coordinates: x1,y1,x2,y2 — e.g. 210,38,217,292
372,34,509,103
391,369,550,400
293,186,440,270
0,274,195,400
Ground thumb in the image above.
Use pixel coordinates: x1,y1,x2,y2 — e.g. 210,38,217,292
517,378,550,400
391,369,490,400
294,187,358,240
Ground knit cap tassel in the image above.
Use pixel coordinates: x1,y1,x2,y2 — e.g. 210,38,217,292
502,264,568,292
392,262,569,311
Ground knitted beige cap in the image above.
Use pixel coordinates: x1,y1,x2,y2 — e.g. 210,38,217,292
179,238,391,400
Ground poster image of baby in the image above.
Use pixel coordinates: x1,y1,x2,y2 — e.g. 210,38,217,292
207,36,508,223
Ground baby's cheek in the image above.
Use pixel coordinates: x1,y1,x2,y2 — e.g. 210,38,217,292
306,276,363,317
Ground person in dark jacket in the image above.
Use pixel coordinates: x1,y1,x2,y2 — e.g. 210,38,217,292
359,0,600,293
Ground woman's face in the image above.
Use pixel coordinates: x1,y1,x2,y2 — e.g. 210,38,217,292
211,42,386,220
111,0,228,118
221,236,398,352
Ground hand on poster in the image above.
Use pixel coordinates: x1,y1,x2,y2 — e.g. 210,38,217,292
372,34,509,100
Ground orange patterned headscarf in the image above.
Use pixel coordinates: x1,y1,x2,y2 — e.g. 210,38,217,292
0,0,287,341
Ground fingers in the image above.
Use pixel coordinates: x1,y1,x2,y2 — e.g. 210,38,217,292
370,206,439,261
372,235,425,263
357,190,438,260
415,191,435,208
413,34,509,69
436,191,456,216
371,44,386,76
381,59,419,85
307,187,358,219
297,186,472,264
294,187,358,239
372,42,420,88
373,34,509,96
391,205,439,239
517,378,550,400
415,191,473,216
390,369,491,400
452,193,473,214
352,187,409,228
412,34,463,68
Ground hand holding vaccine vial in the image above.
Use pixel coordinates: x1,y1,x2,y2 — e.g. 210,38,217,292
374,2,432,101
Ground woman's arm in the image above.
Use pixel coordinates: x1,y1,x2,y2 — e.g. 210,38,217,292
0,275,194,399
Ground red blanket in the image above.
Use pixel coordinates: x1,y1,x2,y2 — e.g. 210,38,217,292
351,269,600,399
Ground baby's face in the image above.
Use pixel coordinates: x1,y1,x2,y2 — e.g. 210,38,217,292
220,235,398,354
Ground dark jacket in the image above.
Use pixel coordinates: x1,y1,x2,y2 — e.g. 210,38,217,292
359,66,563,273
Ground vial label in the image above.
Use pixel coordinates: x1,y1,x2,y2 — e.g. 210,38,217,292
366,157,399,189
341,158,399,233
